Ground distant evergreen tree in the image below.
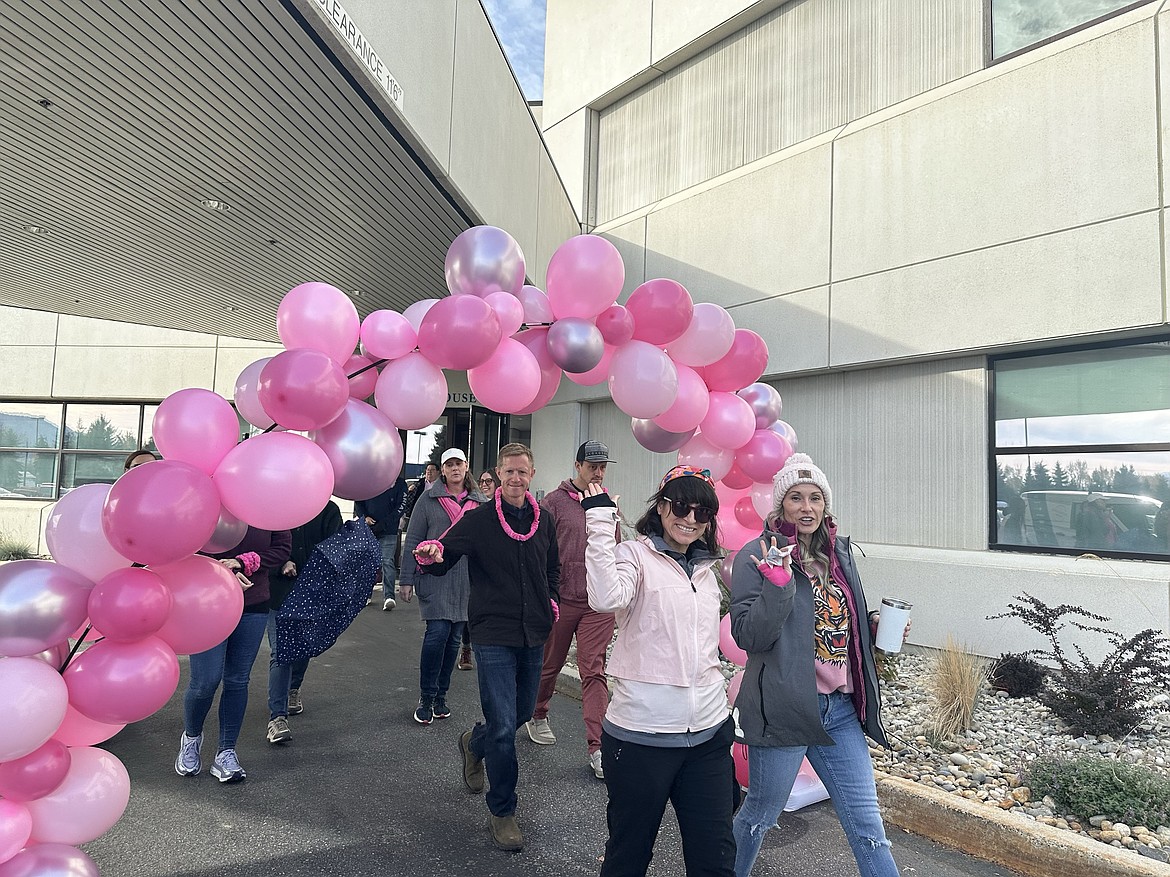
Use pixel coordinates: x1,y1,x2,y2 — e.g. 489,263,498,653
1051,462,1070,489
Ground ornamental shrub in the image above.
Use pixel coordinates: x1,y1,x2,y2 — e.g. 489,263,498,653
1027,756,1170,829
987,652,1046,698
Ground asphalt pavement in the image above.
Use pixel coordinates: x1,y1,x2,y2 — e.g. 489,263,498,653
85,590,1022,877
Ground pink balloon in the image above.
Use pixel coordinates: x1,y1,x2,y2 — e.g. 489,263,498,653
0,799,31,866
25,747,130,845
733,742,749,789
667,302,736,367
734,496,764,530
233,357,275,430
565,344,615,387
86,567,172,643
310,400,404,500
444,226,526,297
344,353,379,400
631,418,694,453
152,556,244,656
0,843,99,877
44,484,132,583
736,430,793,484
751,480,776,521
201,506,247,554
701,392,756,450
596,304,635,346
719,612,747,666
513,329,563,415
277,281,360,364
546,235,624,319
258,348,349,431
652,364,710,433
0,739,71,802
214,433,335,531
722,461,754,490
417,295,502,370
517,285,553,324
722,519,757,552
402,298,438,332
677,432,734,483
727,669,744,708
101,460,220,566
50,704,124,748
468,338,541,414
0,658,68,761
769,419,799,451
719,549,738,587
738,382,783,429
702,329,769,392
153,388,240,475
373,352,448,430
63,636,178,725
0,562,94,659
607,341,679,419
546,318,604,373
69,623,102,643
627,279,694,345
360,309,417,360
485,291,525,337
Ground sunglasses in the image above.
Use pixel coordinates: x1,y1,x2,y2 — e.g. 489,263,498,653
665,499,715,524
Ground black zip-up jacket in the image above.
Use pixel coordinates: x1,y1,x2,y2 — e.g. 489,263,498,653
353,476,407,538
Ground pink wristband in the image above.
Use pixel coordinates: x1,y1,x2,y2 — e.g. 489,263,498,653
415,539,443,566
237,552,261,577
760,564,792,588
550,599,560,622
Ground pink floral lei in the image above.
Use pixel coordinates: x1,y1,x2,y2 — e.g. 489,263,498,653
496,490,540,541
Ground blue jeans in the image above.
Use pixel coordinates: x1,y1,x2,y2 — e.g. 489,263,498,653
378,534,397,588
467,644,544,817
183,611,268,751
732,692,898,877
266,611,310,719
419,619,465,700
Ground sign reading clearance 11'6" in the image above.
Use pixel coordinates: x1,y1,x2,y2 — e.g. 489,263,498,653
312,0,405,110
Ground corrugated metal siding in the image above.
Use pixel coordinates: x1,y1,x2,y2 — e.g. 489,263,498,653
597,0,983,224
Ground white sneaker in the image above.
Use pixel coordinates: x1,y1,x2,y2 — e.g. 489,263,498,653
175,732,202,776
590,750,604,780
382,597,396,611
525,717,556,745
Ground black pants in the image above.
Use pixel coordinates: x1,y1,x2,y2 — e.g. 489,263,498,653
600,717,736,877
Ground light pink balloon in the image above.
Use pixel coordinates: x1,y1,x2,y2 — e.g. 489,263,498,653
769,419,799,451
677,432,734,483
310,400,404,500
0,739,71,802
596,304,635,346
213,433,335,531
0,799,31,866
721,519,757,552
652,364,710,433
735,496,764,530
0,657,68,761
513,329,563,415
152,555,244,656
258,348,349,431
360,309,417,360
468,338,541,414
25,746,130,845
565,344,615,387
201,506,248,554
546,235,624,320
719,612,747,666
373,352,448,430
517,285,553,324
233,357,275,430
344,353,379,400
417,295,502,370
667,302,736,367
402,298,438,332
63,636,178,725
277,281,360,364
485,291,525,337
607,341,679,419
101,461,220,566
44,484,132,582
627,279,694,345
727,668,744,708
736,430,793,484
86,567,172,643
701,392,756,450
153,388,240,476
0,843,99,876
751,480,776,521
50,704,124,748
701,329,769,392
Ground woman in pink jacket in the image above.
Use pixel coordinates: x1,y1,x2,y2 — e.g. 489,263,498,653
582,465,734,877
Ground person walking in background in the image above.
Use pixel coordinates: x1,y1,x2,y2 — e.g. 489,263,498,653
581,464,734,877
123,448,158,471
354,473,408,611
402,462,439,525
526,440,618,781
400,448,487,725
730,453,898,877
413,443,559,853
265,500,342,743
176,526,292,783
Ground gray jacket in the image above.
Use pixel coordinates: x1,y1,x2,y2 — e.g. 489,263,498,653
401,479,487,622
729,524,888,749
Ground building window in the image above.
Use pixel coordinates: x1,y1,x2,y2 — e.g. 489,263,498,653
989,1,1153,61
991,339,1170,558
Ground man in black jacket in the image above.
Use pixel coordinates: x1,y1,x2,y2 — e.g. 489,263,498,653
413,443,559,853
354,473,408,610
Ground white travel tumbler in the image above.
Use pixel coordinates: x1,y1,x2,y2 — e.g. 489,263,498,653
874,598,912,654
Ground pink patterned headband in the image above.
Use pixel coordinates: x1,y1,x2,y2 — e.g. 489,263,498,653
658,465,714,491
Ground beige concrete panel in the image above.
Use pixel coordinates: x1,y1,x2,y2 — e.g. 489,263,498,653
729,287,829,376
650,0,767,64
542,110,589,219
216,336,282,350
643,145,832,303
529,401,583,497
832,19,1159,280
54,347,217,399
533,153,583,288
213,348,283,399
0,307,57,345
580,397,674,511
56,314,216,348
831,212,1163,367
543,0,653,128
0,502,51,552
1,347,55,396
600,218,648,300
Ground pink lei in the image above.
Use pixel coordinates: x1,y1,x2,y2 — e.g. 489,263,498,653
496,491,540,541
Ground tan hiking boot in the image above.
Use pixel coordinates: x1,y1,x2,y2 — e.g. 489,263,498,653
459,729,485,793
488,813,523,851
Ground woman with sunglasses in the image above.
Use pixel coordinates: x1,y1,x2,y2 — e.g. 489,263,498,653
581,465,735,877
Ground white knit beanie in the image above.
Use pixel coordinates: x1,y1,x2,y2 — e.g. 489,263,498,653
772,453,832,513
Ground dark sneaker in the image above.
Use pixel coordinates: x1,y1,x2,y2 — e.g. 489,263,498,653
432,696,451,719
266,717,292,744
487,814,523,851
287,688,303,715
459,729,485,793
175,732,202,776
414,696,434,725
457,646,473,670
210,748,246,783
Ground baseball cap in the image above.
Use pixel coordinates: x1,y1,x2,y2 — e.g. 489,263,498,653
440,448,467,465
576,440,615,464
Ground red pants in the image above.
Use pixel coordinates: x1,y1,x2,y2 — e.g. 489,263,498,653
532,597,615,753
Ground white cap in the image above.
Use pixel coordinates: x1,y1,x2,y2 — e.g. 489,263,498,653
440,448,467,465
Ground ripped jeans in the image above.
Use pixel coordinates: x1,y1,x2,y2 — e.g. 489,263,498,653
732,692,898,877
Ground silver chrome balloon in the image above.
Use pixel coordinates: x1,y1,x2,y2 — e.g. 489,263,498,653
0,560,93,658
444,226,526,298
737,382,783,429
631,418,695,453
546,318,605,374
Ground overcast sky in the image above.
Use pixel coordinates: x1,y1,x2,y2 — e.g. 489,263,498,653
481,0,546,101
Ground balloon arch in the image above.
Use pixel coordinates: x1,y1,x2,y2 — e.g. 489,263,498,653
0,227,798,871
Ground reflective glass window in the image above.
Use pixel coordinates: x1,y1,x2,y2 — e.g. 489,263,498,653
991,1,1153,60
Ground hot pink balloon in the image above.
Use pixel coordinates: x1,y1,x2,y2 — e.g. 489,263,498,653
0,843,99,877
51,704,124,748
485,291,525,337
360,309,417,360
627,278,694,345
596,304,634,346
607,341,679,419
565,343,615,387
152,388,239,475
201,506,247,554
0,658,68,761
667,302,736,367
468,338,541,414
417,295,502,370
258,348,349,431
652,364,709,433
0,561,94,659
734,496,764,531
25,747,130,845
719,612,747,666
727,669,744,708
513,329,563,415
736,430,793,484
63,636,178,725
86,567,172,643
403,298,438,332
101,460,220,566
701,392,756,450
444,225,526,297
152,555,244,656
214,433,335,531
751,480,776,521
233,357,275,430
344,353,379,400
517,285,553,324
733,742,749,789
373,351,448,430
0,800,31,866
677,432,734,483
0,739,71,802
722,461,754,490
722,519,757,552
44,483,131,582
310,399,404,500
546,235,624,319
277,281,360,364
702,329,769,392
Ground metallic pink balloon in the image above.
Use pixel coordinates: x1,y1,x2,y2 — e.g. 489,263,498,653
152,556,244,656
277,281,360,364
373,352,449,430
0,562,93,658
444,226,526,297
101,461,220,566
28,640,70,670
153,388,240,475
344,353,379,400
608,341,679,419
63,636,179,725
737,382,783,429
546,318,604,374
596,304,635,346
701,329,769,392
213,433,335,531
546,235,624,320
768,419,799,450
233,357,275,430
565,343,616,387
45,484,132,583
667,302,735,367
0,842,99,877
0,739,71,802
627,279,694,346
517,285,553,324
468,338,541,414
25,747,130,845
201,505,248,554
359,309,417,360
258,348,350,431
631,418,694,453
86,567,172,643
416,295,502,370
310,399,404,500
